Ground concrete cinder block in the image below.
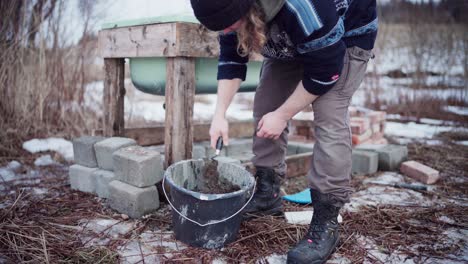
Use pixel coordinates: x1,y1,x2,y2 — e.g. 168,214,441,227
93,170,116,198
356,144,407,171
224,139,253,156
377,145,408,171
72,136,105,167
94,137,137,171
113,146,164,187
108,180,160,218
352,150,378,175
69,164,98,193
400,161,439,184
193,145,206,159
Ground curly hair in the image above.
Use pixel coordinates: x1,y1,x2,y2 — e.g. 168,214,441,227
236,2,267,57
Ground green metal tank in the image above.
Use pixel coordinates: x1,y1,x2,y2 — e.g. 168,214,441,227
102,15,261,95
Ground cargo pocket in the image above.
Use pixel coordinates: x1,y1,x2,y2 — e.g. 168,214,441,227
338,46,373,97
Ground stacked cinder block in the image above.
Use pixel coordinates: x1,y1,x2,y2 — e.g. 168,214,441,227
70,136,106,194
352,144,408,175
70,136,163,218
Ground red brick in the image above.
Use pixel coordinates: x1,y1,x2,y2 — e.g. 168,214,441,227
350,117,370,135
400,161,440,184
352,129,372,145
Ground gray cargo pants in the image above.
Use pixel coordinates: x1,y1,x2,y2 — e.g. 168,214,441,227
251,46,373,204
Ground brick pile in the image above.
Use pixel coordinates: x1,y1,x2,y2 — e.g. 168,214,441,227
290,107,387,146
349,107,387,146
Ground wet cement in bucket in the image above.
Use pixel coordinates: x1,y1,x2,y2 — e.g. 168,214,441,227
192,159,241,194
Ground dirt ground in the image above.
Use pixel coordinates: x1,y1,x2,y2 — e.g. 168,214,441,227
0,138,467,263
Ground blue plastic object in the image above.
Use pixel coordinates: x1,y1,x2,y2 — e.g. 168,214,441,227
282,189,312,204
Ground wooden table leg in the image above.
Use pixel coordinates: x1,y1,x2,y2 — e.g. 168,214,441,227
103,58,125,137
164,57,196,168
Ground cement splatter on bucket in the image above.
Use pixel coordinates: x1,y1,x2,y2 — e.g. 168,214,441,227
163,159,255,249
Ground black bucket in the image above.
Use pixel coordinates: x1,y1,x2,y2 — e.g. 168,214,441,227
163,159,255,249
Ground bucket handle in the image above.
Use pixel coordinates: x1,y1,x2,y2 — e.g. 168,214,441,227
162,175,256,227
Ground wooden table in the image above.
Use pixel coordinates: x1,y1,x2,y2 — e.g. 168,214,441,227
98,22,219,167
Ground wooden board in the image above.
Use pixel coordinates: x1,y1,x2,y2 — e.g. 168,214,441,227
244,152,312,178
99,22,219,59
103,58,125,136
93,120,254,146
164,57,196,167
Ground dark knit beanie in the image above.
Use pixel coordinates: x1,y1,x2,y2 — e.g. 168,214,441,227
190,0,255,31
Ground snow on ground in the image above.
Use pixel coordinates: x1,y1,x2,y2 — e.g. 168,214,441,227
344,172,435,212
385,121,466,140
352,76,466,107
358,236,415,264
77,217,188,263
23,137,73,161
34,155,56,166
445,106,468,116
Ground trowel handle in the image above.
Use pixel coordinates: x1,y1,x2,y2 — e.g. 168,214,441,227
215,137,223,155
395,183,428,191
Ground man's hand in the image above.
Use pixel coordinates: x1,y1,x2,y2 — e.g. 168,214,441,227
256,111,289,140
209,115,229,149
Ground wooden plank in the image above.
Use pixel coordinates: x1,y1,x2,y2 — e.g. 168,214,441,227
243,152,312,178
99,22,264,60
103,58,125,136
92,120,254,146
99,22,219,58
164,57,196,167
99,23,177,58
175,23,219,58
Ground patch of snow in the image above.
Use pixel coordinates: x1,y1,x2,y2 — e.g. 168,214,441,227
445,106,468,116
118,230,186,264
212,258,228,264
0,202,11,209
328,254,352,264
456,141,468,146
285,211,343,225
32,188,48,196
344,186,432,212
438,216,456,225
358,236,415,264
78,218,137,246
420,118,445,125
260,254,287,264
23,138,73,161
385,121,465,139
7,161,21,171
0,168,16,182
363,172,405,185
34,155,56,166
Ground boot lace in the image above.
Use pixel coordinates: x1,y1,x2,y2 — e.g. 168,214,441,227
305,204,339,248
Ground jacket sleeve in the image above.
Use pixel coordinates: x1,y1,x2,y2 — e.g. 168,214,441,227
284,0,346,95
217,32,249,81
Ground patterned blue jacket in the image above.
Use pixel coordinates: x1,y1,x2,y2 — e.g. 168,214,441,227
217,0,378,95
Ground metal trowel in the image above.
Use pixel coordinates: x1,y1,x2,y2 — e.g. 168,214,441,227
212,136,224,159
198,137,224,193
